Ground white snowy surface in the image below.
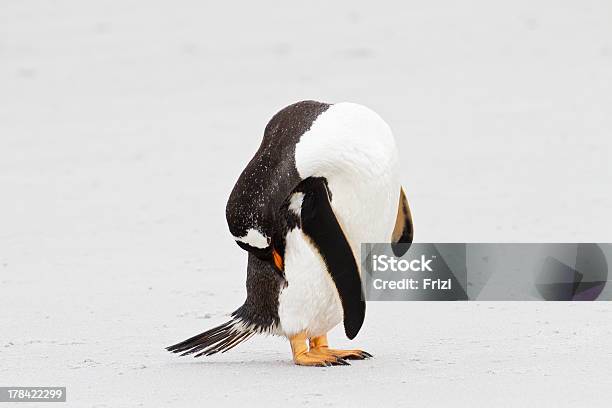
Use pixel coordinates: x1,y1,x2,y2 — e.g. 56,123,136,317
1,0,612,406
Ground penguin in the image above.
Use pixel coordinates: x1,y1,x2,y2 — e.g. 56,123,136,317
167,100,413,366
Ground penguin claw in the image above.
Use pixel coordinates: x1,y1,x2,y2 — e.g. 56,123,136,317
313,348,373,361
334,358,351,366
293,352,350,367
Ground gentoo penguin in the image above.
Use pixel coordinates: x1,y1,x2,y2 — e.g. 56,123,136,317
167,100,413,366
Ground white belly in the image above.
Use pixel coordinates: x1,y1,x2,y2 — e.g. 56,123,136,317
278,102,402,338
295,102,401,267
327,169,399,266
277,228,343,338
276,171,399,339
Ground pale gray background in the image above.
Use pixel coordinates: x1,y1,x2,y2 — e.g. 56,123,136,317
1,0,611,407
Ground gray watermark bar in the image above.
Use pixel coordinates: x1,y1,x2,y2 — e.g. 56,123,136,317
361,243,612,301
0,387,66,402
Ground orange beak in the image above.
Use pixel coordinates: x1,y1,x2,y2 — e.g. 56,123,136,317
272,248,284,271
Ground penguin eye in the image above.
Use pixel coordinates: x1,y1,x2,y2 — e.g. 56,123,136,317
272,248,284,271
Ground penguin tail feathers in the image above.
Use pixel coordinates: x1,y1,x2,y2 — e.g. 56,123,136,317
166,318,257,358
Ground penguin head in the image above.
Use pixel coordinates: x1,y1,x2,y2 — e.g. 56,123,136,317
225,101,331,264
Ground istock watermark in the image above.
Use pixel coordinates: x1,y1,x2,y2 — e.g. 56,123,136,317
372,254,434,272
361,243,612,301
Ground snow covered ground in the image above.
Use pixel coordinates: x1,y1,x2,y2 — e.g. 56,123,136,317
1,0,611,406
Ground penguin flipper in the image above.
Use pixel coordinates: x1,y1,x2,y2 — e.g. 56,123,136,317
391,187,413,257
297,177,365,340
